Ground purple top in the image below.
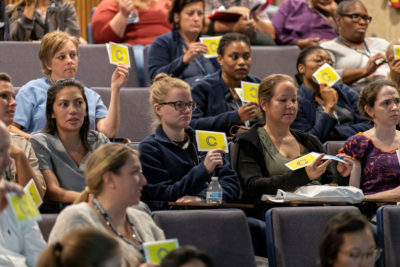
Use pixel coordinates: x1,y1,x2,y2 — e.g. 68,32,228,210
271,0,338,45
341,133,400,195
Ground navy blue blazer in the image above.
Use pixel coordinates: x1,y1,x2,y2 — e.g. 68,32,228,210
191,70,261,134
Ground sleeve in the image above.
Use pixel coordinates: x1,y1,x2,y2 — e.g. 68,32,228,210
235,139,311,197
191,82,241,133
9,7,35,41
91,3,123,44
90,89,108,119
291,97,337,143
61,2,80,38
29,135,54,171
147,35,188,80
139,140,211,200
14,85,35,131
21,220,46,267
339,134,366,163
271,0,298,45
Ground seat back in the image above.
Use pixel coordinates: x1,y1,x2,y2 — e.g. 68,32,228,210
38,213,58,242
250,46,300,80
92,87,152,141
152,209,256,267
376,206,400,267
323,141,345,155
229,141,239,170
266,206,360,267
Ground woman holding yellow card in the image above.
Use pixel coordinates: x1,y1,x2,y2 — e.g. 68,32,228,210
138,74,239,210
292,46,371,143
234,74,352,199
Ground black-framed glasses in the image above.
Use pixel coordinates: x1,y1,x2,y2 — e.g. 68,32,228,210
339,13,372,23
159,101,197,111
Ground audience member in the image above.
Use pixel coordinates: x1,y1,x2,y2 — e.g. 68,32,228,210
148,0,219,85
161,246,214,267
291,46,371,143
139,74,239,209
234,74,352,199
91,0,172,45
272,0,338,49
204,0,275,46
0,73,45,198
11,31,128,139
341,79,400,200
30,79,109,212
7,0,80,41
0,121,46,267
385,39,400,89
48,143,165,266
191,32,260,135
320,0,389,92
319,211,379,267
38,228,121,267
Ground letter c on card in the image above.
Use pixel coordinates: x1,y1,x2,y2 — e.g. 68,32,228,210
209,42,218,52
116,49,123,61
321,72,331,82
250,87,258,98
206,136,217,146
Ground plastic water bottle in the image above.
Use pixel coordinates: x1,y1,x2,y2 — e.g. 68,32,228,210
206,177,223,204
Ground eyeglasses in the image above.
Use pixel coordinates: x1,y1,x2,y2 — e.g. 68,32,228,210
339,13,372,23
159,101,197,111
340,247,382,262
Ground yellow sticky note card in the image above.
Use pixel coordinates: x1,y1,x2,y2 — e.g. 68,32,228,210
285,153,319,171
241,81,259,103
6,192,41,222
106,42,131,67
394,45,400,60
312,63,340,86
24,179,42,207
199,36,222,58
235,88,244,102
144,239,179,264
195,130,228,152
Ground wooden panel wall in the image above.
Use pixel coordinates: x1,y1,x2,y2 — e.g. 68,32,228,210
6,0,101,40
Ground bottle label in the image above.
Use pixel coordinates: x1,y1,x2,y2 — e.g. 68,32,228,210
208,192,222,198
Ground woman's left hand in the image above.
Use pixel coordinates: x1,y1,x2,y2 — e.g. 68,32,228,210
176,195,203,203
336,153,353,177
111,64,129,90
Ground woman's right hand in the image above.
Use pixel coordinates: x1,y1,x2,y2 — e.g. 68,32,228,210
320,84,338,115
364,53,385,77
305,153,331,180
203,149,225,174
118,0,135,18
182,42,208,65
238,102,258,123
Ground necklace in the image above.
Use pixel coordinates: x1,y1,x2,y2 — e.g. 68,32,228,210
93,198,144,255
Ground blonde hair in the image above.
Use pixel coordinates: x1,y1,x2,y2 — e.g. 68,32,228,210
149,73,191,128
39,31,79,76
74,143,139,204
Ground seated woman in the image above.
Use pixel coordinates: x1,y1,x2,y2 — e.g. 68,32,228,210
319,211,378,267
11,31,128,139
272,0,338,49
30,79,109,211
7,0,80,41
320,0,389,92
341,80,400,201
0,122,46,267
48,143,165,266
91,0,172,45
191,32,260,135
38,228,121,267
0,73,45,198
234,74,352,199
291,46,372,143
139,74,239,209
148,0,219,85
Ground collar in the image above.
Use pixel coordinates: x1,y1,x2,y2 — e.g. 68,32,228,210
154,125,196,145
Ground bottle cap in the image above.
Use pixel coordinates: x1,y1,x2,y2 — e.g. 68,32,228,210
211,176,218,181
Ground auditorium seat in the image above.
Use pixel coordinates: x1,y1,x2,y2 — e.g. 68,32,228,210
38,213,58,242
376,206,400,267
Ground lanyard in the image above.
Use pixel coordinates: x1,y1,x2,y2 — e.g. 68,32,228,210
93,198,144,256
337,37,371,57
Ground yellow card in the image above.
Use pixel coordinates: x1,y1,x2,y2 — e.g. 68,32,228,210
6,192,41,222
24,179,42,207
241,81,259,103
195,130,228,152
394,45,400,60
312,63,340,86
234,88,244,102
285,153,319,171
199,36,222,58
144,239,179,264
106,42,131,67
